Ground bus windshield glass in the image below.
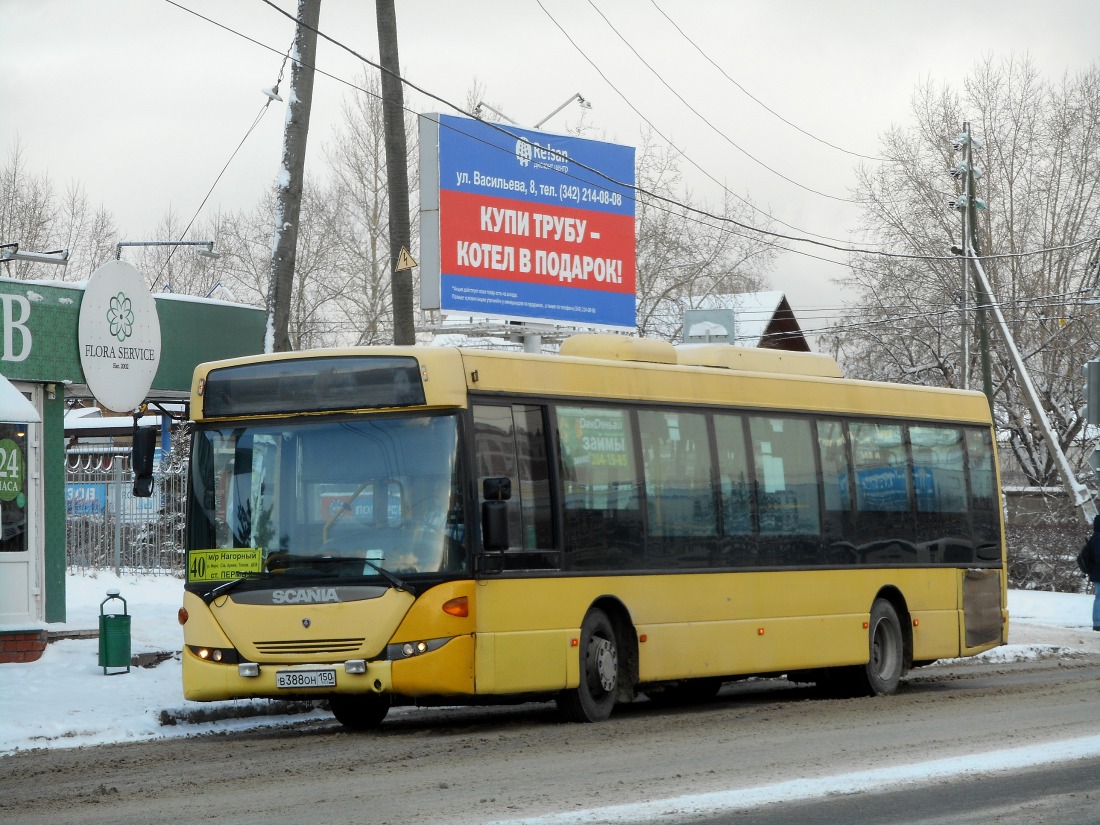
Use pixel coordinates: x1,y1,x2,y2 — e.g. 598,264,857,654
186,414,465,584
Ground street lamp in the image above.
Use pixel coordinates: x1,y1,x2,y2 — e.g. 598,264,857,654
0,243,69,266
115,240,218,260
474,93,592,131
473,102,519,125
534,93,592,129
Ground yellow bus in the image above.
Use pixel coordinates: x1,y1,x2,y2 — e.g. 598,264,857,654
178,334,1007,728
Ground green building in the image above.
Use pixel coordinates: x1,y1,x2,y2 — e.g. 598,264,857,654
0,268,264,661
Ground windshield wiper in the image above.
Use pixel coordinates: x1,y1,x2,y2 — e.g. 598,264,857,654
201,577,251,604
268,553,416,595
361,558,416,595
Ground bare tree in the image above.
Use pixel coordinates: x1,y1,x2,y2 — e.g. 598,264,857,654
323,68,419,345
633,129,776,340
216,181,348,349
56,183,117,278
836,54,1100,486
0,139,117,280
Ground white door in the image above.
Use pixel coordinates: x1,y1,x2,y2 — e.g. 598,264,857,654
0,383,42,625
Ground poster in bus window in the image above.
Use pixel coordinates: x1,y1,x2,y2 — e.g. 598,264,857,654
557,408,630,470
856,466,909,511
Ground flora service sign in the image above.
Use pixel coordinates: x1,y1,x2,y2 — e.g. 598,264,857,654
420,114,636,329
78,260,162,412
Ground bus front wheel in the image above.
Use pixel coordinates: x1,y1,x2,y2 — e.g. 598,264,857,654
329,693,390,729
558,608,618,723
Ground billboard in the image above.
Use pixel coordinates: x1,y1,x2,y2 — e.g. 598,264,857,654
420,114,636,329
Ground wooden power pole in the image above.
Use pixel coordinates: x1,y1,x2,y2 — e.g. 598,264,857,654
266,0,321,353
376,0,416,345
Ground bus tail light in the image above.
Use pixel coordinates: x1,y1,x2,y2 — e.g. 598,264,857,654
442,596,468,617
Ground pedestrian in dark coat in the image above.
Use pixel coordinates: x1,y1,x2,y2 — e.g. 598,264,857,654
1083,514,1100,630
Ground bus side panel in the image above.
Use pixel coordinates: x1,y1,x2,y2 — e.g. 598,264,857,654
910,609,962,661
471,568,986,690
635,615,867,681
475,629,573,694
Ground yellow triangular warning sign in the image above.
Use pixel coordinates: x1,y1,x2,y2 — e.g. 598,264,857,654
395,247,417,271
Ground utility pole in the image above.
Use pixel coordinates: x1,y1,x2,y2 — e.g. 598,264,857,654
960,123,971,390
962,123,994,411
266,0,321,353
952,124,993,408
376,0,416,345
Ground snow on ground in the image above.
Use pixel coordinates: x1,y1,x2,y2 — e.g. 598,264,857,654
0,571,1095,758
490,734,1100,825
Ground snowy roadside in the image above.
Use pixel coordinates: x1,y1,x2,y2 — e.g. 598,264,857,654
0,570,1095,755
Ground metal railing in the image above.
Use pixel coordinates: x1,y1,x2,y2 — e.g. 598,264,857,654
65,448,188,573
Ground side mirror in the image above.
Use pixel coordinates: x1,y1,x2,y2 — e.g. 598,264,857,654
132,427,157,498
482,476,511,502
481,477,512,552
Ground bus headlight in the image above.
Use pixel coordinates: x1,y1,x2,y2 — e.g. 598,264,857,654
188,645,242,664
387,637,449,659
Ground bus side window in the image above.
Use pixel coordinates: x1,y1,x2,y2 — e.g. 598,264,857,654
910,425,969,562
472,404,555,566
817,419,854,564
473,406,521,549
556,405,643,571
638,410,715,539
850,422,915,562
748,416,822,565
965,428,1001,560
714,414,754,562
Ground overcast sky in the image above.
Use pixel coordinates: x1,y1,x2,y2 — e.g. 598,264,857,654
3,0,1100,337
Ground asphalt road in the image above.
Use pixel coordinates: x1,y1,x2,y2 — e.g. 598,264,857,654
2,652,1100,825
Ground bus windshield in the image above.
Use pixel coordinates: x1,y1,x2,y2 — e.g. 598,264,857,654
187,413,466,584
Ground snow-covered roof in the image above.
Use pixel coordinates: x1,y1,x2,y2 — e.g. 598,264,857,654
685,291,791,346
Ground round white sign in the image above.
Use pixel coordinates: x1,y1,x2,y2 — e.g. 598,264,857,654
78,261,162,413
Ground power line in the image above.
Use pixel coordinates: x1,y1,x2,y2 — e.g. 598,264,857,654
587,0,858,203
151,97,280,289
171,1,1100,276
648,0,888,163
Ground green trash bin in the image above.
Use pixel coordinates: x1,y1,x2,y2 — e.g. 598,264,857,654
98,589,131,675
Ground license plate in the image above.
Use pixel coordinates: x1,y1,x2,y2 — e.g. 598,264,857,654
276,669,336,689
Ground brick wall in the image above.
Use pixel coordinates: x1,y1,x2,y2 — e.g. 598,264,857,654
0,631,48,663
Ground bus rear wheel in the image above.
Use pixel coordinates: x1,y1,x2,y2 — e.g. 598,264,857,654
813,599,904,697
857,598,904,696
558,608,618,723
329,693,390,729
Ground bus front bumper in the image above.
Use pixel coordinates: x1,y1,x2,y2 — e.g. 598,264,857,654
182,647,393,702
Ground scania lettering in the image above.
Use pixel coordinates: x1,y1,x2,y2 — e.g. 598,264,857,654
271,588,341,605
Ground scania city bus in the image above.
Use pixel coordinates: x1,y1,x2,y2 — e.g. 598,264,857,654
178,334,1006,728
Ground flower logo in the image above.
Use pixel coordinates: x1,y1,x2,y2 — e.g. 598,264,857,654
107,292,134,342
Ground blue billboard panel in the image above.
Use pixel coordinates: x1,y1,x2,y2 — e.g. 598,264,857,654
420,114,636,329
